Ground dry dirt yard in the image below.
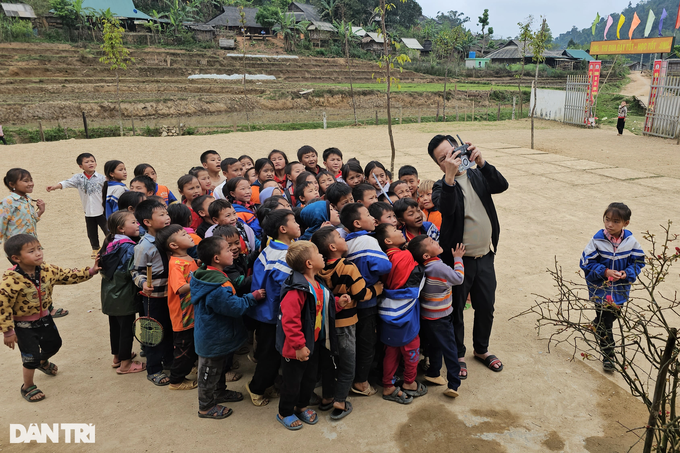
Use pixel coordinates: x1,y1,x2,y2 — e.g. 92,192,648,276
0,118,678,452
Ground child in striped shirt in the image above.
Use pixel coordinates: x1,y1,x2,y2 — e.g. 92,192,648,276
408,235,465,398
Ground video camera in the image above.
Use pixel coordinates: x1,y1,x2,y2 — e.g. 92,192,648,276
447,135,474,172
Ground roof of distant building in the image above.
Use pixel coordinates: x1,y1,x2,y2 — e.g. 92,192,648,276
207,6,264,28
1,3,36,18
401,38,423,50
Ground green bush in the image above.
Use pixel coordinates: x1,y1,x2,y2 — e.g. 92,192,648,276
0,17,34,42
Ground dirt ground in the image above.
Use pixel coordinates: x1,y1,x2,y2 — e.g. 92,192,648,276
1,118,678,452
620,72,652,107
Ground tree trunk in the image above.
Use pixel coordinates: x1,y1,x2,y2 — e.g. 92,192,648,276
531,76,536,149
443,54,454,121
381,0,396,175
643,328,677,453
242,33,250,131
116,71,123,137
346,34,358,126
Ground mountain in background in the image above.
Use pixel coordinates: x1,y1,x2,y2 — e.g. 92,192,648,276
554,0,679,48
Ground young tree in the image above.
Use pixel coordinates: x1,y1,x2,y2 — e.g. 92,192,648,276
334,19,359,125
477,8,489,56
434,26,464,120
375,0,410,174
529,17,548,150
516,16,533,117
99,18,134,136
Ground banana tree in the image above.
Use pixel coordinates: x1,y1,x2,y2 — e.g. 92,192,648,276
162,0,198,37
273,10,309,52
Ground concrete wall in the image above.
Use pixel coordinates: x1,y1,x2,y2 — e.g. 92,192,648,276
529,88,566,122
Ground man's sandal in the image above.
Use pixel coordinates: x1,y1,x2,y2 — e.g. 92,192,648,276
21,384,45,402
475,354,503,372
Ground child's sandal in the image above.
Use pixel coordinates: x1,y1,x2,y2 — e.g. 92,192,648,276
37,361,58,376
277,414,303,430
21,384,45,403
245,382,269,406
295,408,319,425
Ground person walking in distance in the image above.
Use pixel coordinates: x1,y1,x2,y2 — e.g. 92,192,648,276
616,101,627,136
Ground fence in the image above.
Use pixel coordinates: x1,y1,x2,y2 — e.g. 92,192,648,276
4,100,529,144
643,75,680,139
563,74,590,126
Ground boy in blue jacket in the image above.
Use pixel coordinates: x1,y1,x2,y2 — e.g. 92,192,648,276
191,237,265,419
375,224,427,404
393,198,439,243
299,200,341,241
580,202,645,372
340,203,392,396
246,209,301,406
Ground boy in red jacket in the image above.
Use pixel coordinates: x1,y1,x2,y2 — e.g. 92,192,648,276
276,241,350,430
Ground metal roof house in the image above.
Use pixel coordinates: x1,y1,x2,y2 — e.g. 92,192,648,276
352,26,367,37
207,6,269,34
81,0,151,20
486,39,576,68
288,2,335,46
1,2,36,18
362,31,386,53
564,49,595,62
401,38,423,50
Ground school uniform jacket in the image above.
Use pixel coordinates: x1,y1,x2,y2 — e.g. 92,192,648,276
580,229,645,305
345,230,392,310
105,181,127,218
233,202,262,237
276,270,338,359
379,248,424,347
247,240,292,324
0,264,93,335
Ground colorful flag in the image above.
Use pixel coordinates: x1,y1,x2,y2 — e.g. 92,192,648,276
617,14,626,39
629,12,641,39
592,13,600,35
604,15,614,40
676,1,680,28
660,8,668,36
644,10,656,37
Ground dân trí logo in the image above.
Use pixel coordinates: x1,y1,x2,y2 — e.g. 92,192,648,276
10,424,95,443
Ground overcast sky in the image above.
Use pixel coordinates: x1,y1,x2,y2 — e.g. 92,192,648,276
417,0,634,39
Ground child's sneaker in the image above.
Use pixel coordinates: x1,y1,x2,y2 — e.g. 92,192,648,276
91,248,100,259
603,356,616,372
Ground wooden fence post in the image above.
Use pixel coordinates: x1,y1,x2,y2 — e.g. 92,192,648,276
399,107,402,124
456,104,459,121
497,102,501,121
38,121,45,142
375,110,378,125
82,112,89,139
512,96,516,120
417,110,421,123
233,114,237,132
131,118,136,136
472,101,475,121
436,101,440,122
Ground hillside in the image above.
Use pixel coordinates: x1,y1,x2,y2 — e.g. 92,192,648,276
554,0,679,48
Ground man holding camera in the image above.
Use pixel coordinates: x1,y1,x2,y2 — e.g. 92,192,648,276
428,135,509,379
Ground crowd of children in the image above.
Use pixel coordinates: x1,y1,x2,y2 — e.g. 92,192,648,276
0,144,645,427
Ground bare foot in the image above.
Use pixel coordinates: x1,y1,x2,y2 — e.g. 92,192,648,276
402,381,417,391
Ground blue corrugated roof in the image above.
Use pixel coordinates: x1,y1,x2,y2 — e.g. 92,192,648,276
82,0,151,19
565,49,595,61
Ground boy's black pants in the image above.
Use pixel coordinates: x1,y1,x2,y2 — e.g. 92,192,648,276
85,215,108,250
108,314,135,361
593,304,616,358
170,329,198,384
15,316,61,369
279,340,321,417
249,321,280,395
451,252,496,358
143,296,174,375
198,356,228,411
354,309,377,384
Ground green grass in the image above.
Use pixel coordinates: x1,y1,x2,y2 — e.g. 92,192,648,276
312,82,532,93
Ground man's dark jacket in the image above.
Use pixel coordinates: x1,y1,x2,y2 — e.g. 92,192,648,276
432,162,509,267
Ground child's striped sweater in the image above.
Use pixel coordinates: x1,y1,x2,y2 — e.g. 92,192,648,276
420,257,464,319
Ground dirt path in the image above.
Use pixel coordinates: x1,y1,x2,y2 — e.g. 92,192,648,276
1,119,677,452
620,72,651,107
